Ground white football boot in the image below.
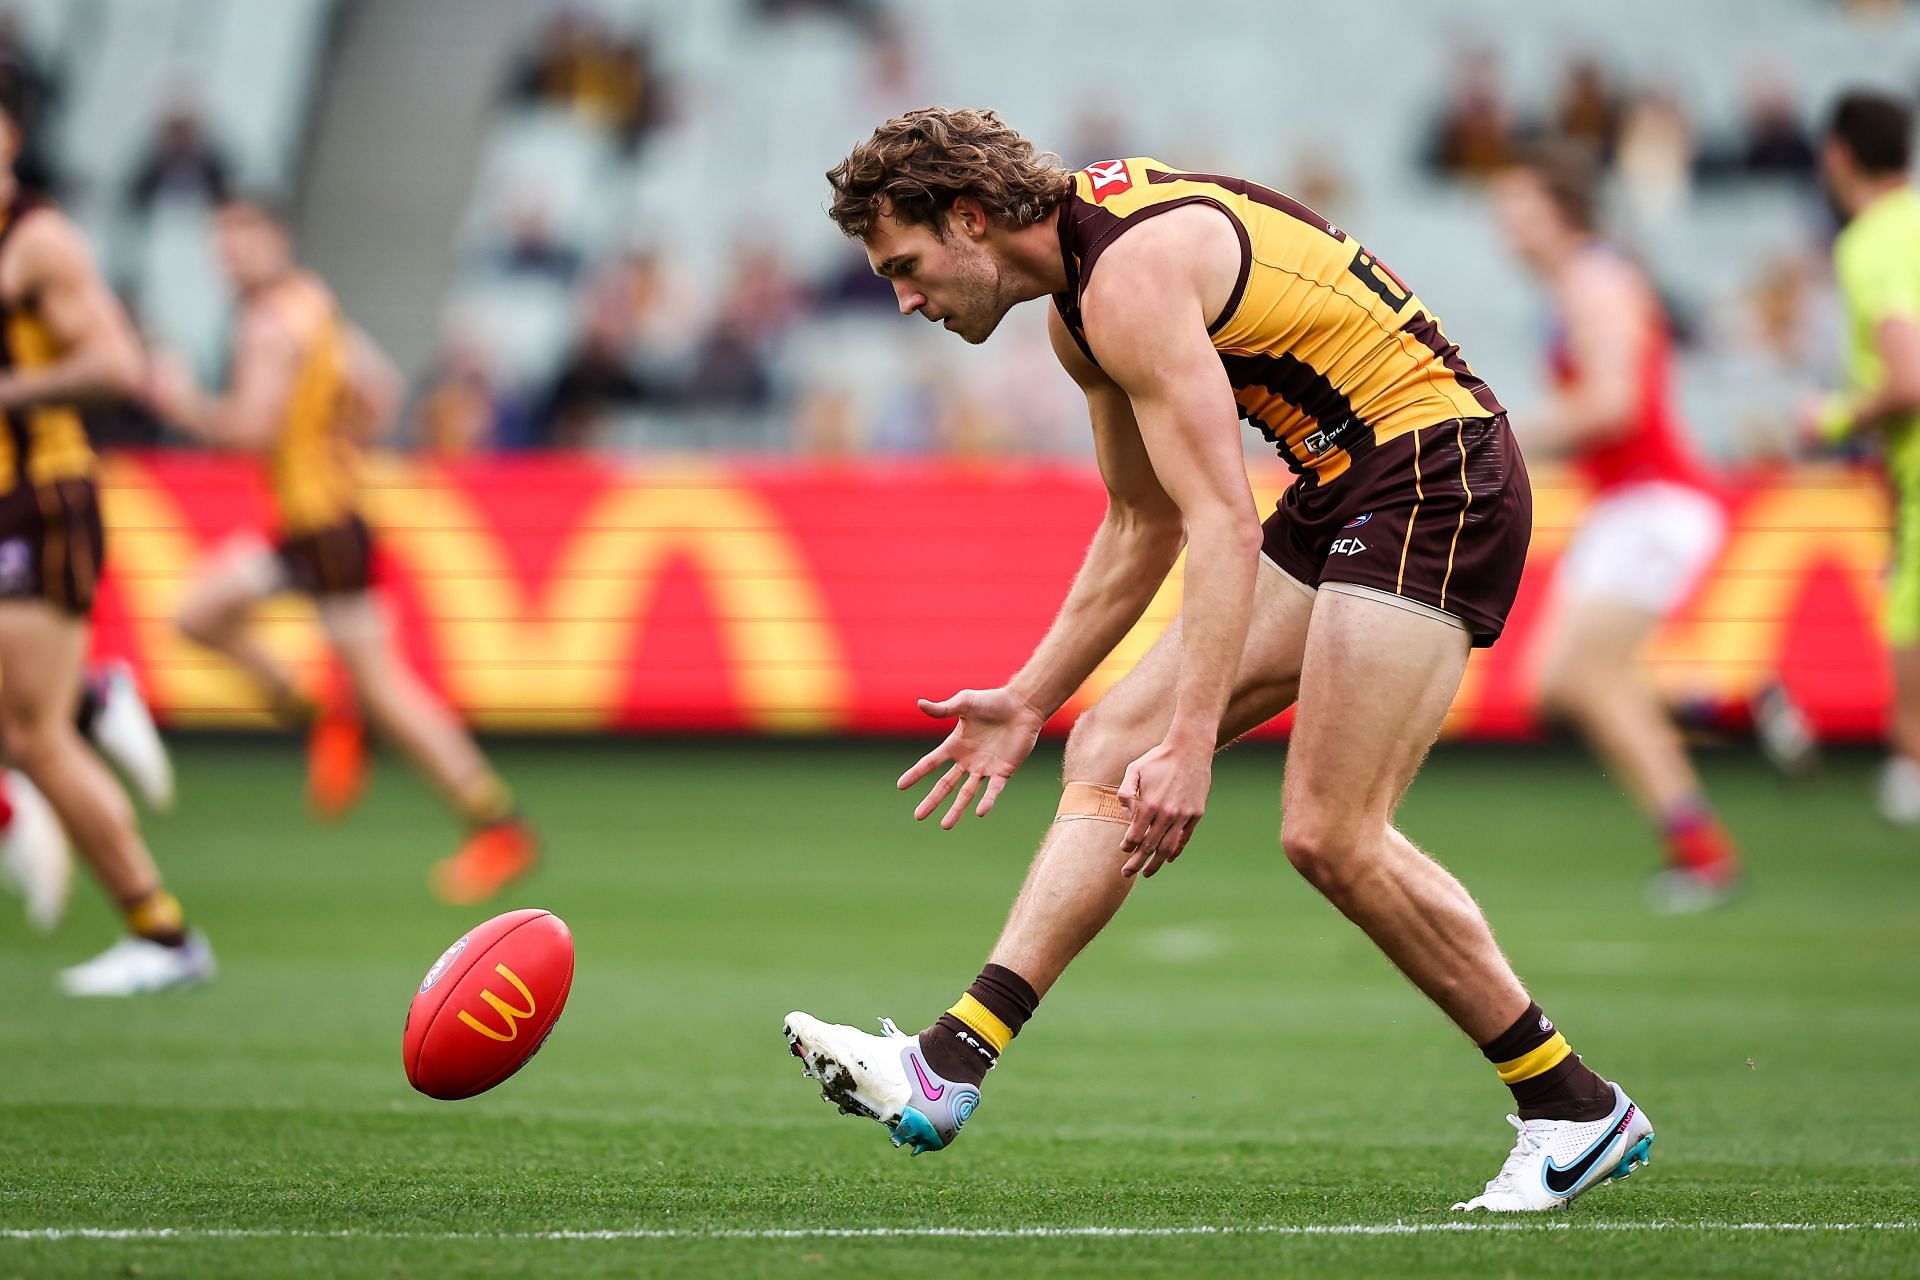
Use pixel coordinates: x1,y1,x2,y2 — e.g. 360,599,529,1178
1878,756,1920,826
1453,1083,1656,1211
0,770,71,933
1750,681,1819,778
87,660,175,812
58,932,215,997
784,1011,980,1154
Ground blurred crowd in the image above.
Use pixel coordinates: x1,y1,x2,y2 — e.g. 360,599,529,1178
0,2,1908,461
1424,49,1822,205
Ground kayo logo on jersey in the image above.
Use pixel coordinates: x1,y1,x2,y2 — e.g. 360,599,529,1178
1085,160,1132,203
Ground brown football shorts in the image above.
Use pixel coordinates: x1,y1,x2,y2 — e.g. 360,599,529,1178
0,476,105,618
1260,413,1532,647
275,514,375,598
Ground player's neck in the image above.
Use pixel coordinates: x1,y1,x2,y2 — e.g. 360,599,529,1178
995,206,1070,300
1540,230,1591,275
1849,174,1910,218
242,264,298,299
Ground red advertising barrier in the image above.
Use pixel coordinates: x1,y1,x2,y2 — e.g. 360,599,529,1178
90,453,1897,739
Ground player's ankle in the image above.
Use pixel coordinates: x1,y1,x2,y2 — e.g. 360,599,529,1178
1481,1001,1616,1123
918,963,1039,1086
124,887,189,949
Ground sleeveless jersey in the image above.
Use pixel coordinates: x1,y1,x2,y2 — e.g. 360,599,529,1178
0,192,93,491
1052,158,1502,488
256,271,358,534
1545,246,1707,494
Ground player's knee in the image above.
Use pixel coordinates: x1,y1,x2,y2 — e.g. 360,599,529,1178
175,597,226,647
1280,811,1369,901
0,712,63,770
1534,661,1588,719
1062,701,1144,784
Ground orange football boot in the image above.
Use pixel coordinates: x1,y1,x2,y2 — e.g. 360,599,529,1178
430,819,540,906
306,685,368,822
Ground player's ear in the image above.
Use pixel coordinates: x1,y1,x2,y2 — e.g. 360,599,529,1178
948,197,989,240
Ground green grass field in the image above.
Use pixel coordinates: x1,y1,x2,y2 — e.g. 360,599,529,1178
0,738,1915,1278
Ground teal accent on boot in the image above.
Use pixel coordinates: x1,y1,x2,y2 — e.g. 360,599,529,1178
1608,1132,1656,1182
890,1107,946,1155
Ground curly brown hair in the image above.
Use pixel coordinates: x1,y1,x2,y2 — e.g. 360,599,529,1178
827,107,1072,241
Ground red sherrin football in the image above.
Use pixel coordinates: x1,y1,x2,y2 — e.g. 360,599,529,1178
404,908,574,1100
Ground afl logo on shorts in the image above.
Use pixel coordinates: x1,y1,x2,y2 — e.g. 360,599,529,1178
1343,513,1373,529
1085,160,1132,203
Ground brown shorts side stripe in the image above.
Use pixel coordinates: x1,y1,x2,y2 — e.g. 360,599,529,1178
65,481,95,611
276,515,374,598
0,477,105,617
1441,419,1472,609
1260,413,1532,648
37,481,65,611
1396,426,1424,594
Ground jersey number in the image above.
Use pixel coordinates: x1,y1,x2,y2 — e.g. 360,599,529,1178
1347,248,1411,312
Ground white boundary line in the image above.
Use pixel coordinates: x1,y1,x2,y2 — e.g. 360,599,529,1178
1,1222,1914,1243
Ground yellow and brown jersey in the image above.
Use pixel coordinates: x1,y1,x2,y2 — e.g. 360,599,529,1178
1053,158,1503,488
254,270,358,535
0,191,93,492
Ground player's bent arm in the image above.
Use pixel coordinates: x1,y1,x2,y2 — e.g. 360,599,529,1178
1820,316,1920,440
1524,256,1642,449
1000,309,1189,719
1079,212,1263,751
162,311,298,451
344,324,404,442
0,212,145,409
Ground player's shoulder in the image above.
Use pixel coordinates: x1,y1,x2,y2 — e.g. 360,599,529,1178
1563,243,1641,290
1066,155,1166,206
0,198,100,299
1839,192,1920,267
4,199,94,269
1085,200,1237,287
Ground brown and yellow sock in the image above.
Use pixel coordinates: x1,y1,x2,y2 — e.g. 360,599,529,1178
918,964,1040,1086
125,888,188,949
1481,1001,1616,1122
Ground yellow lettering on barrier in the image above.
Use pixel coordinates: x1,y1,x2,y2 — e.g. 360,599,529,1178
1068,471,1295,713
1644,473,1889,699
364,459,850,732
95,456,332,725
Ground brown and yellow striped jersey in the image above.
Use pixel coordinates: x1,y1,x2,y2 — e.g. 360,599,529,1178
0,192,93,491
255,270,359,534
1053,158,1503,487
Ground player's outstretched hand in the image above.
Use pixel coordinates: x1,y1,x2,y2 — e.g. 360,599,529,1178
898,687,1045,829
1118,737,1212,879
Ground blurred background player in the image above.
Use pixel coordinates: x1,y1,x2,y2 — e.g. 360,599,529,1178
0,76,210,994
1493,144,1751,911
0,662,174,933
0,767,64,931
1803,89,1920,827
151,196,540,904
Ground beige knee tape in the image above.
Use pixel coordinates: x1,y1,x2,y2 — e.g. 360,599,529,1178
1054,781,1130,824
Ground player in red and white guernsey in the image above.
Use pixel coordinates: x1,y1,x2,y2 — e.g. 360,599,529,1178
1494,145,1743,911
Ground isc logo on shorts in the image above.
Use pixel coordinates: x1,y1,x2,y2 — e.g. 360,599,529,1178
1330,537,1368,556
1085,160,1132,203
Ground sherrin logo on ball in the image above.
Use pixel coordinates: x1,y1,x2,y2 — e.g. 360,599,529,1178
418,935,468,994
403,908,574,1100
